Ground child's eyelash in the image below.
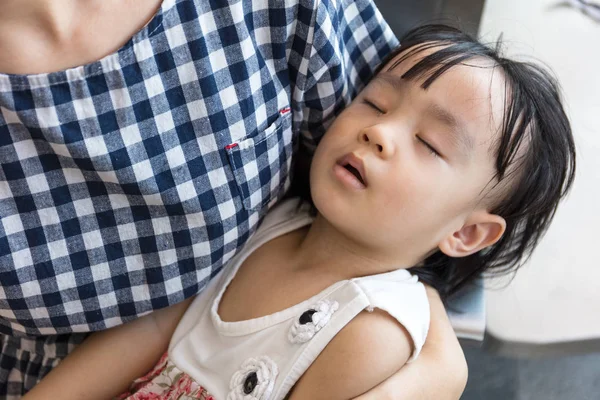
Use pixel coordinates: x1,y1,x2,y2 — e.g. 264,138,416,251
416,136,440,157
363,99,385,114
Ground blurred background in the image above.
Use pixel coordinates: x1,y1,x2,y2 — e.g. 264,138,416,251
373,0,600,398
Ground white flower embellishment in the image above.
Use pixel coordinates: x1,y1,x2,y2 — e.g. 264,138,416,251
228,356,279,400
288,299,339,344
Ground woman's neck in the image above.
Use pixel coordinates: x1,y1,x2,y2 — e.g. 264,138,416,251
0,0,81,40
0,0,162,75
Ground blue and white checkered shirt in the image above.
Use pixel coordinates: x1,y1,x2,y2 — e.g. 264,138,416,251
0,0,397,396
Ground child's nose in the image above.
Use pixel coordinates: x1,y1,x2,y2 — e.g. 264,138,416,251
358,125,395,159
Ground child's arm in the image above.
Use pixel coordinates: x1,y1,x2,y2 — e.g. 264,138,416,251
23,297,193,400
287,308,413,400
353,286,468,400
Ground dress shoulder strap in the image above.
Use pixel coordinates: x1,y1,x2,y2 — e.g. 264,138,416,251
352,269,430,361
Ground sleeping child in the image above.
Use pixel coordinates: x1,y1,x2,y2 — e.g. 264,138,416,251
23,24,575,400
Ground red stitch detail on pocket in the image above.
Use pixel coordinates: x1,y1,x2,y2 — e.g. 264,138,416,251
280,107,291,115
225,143,238,150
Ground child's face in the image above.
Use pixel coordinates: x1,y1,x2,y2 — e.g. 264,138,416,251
310,50,507,267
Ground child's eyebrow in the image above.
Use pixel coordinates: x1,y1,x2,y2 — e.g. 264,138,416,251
372,73,405,91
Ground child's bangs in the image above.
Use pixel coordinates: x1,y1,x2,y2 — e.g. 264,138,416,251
389,42,495,90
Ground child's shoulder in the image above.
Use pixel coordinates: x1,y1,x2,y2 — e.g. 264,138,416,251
288,308,413,399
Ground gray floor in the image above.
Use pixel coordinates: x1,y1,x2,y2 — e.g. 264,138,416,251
461,343,600,400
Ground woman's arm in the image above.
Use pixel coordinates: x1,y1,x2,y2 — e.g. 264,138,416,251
354,286,468,400
23,298,193,400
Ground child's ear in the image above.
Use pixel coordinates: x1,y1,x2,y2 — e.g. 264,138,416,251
438,211,506,258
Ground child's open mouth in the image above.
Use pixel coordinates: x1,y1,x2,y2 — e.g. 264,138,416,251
335,153,368,189
343,164,366,186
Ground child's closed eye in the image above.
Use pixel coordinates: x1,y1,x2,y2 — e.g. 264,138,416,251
362,99,385,114
416,135,441,157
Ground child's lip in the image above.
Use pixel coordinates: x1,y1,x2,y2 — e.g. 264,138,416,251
336,153,368,187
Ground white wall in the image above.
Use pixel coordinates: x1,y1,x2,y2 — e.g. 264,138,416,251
479,0,600,343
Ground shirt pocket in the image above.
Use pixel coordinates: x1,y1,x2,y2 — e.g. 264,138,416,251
225,108,294,212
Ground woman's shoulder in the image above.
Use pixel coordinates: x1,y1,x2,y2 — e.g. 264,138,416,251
287,308,412,399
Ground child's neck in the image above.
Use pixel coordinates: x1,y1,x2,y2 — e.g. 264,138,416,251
286,213,409,279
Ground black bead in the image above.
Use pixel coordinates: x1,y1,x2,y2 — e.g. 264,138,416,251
299,309,317,325
244,371,258,394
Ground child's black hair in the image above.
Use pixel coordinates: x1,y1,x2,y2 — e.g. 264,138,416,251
291,24,576,301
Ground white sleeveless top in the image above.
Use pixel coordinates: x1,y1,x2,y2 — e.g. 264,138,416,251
168,199,430,400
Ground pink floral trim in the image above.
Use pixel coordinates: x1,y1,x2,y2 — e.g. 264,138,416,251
115,352,214,400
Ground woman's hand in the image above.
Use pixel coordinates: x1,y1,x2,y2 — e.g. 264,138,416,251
353,286,468,400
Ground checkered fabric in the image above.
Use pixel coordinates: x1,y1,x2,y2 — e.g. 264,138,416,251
0,0,397,397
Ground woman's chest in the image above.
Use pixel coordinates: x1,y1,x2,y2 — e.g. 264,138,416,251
0,0,297,335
